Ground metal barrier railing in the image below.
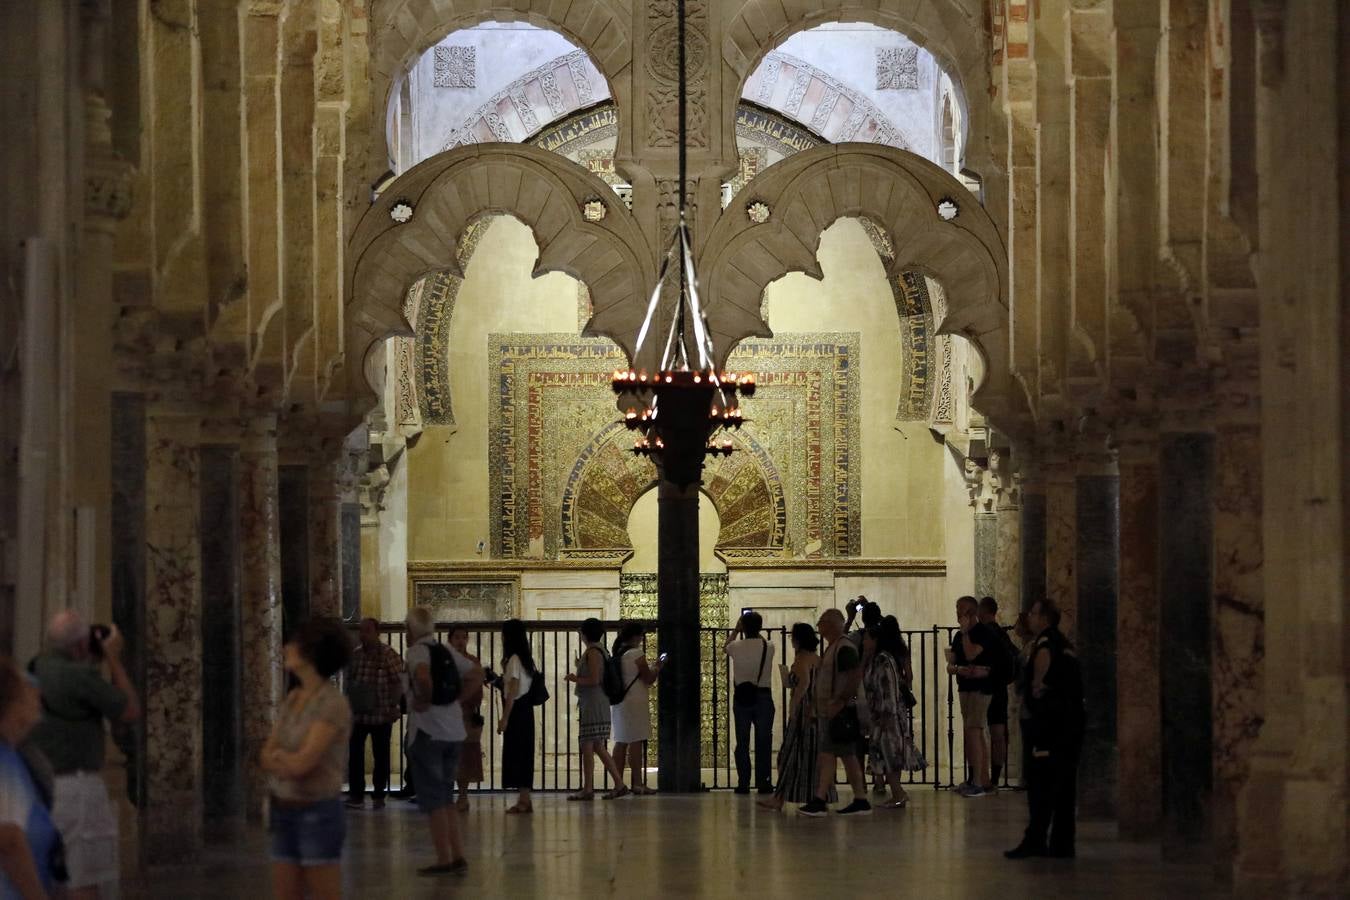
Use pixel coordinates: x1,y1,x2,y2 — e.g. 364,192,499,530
346,620,1019,794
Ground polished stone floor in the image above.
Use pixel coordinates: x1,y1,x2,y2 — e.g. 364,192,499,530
123,790,1226,898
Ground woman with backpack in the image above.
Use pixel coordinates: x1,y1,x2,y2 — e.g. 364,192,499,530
497,619,538,814
564,618,627,801
609,622,663,797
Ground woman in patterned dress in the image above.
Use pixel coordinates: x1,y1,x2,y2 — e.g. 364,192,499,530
863,619,926,809
757,623,836,810
564,618,627,801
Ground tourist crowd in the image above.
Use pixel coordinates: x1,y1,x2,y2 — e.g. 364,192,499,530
0,593,1083,897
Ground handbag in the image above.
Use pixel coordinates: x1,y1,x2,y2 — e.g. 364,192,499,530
524,670,550,707
733,639,769,707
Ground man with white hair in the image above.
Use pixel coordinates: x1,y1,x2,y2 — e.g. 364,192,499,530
29,609,140,899
402,606,481,877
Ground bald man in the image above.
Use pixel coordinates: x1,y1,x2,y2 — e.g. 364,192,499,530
30,610,140,899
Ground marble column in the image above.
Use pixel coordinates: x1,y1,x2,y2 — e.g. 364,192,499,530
1115,429,1162,839
657,475,701,793
238,416,283,820
974,509,997,599
199,445,243,837
277,465,309,634
1019,476,1047,611
991,452,1022,611
1211,393,1264,871
1044,451,1079,633
1075,444,1119,819
141,407,203,862
341,502,363,621
306,454,345,621
1158,429,1215,855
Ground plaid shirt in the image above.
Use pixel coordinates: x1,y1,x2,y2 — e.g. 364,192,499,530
346,642,405,726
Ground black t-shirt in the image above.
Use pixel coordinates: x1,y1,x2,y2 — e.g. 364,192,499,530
951,623,996,695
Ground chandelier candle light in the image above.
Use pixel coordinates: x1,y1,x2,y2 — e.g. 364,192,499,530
610,0,755,489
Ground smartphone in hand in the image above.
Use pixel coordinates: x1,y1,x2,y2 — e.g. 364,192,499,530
659,652,669,662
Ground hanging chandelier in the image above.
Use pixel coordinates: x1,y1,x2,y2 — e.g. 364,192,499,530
611,0,755,487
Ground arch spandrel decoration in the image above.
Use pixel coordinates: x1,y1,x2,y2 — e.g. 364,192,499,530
700,143,1022,429
346,142,655,411
720,1,991,172
370,1,634,167
561,424,786,553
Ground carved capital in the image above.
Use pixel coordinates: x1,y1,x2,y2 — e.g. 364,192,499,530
84,145,134,223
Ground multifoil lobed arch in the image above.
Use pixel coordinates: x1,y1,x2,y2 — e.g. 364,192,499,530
346,142,654,412
699,142,1022,431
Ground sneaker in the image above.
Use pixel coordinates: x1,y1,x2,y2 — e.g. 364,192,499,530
756,785,775,795
797,798,830,817
733,786,751,795
417,859,469,877
344,798,364,810
1004,843,1047,860
836,799,873,816
957,784,988,798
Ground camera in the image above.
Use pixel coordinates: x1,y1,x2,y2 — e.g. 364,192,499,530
483,666,504,690
89,624,112,659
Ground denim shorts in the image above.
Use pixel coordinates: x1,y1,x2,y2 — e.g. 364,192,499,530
269,796,345,866
407,732,463,813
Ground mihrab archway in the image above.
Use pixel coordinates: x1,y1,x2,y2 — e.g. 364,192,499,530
697,142,1022,430
346,142,655,410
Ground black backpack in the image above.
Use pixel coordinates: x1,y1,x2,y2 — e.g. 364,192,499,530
992,627,1019,686
599,648,630,705
427,642,462,705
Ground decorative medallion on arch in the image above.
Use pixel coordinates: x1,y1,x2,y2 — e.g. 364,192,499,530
559,423,787,553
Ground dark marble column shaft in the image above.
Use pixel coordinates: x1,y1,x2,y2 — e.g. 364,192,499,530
278,464,310,636
1116,437,1162,839
1158,431,1215,854
199,446,243,836
141,408,203,863
110,393,146,810
1076,469,1119,819
1020,490,1047,612
974,510,997,598
340,502,362,622
657,476,701,792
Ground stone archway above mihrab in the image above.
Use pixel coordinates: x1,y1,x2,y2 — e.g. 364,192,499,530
698,143,1022,433
346,143,655,414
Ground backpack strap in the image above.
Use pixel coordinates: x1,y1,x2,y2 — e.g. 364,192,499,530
752,638,768,687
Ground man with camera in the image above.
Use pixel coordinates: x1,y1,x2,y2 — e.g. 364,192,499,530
29,610,141,899
724,610,775,795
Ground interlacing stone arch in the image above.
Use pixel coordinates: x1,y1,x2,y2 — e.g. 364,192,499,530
699,143,1021,430
720,0,992,173
346,142,655,409
369,0,633,168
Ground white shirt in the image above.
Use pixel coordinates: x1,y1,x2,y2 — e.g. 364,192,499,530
503,654,534,703
403,636,474,744
726,637,775,688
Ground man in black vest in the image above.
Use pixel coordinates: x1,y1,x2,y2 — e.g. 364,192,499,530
1006,599,1084,859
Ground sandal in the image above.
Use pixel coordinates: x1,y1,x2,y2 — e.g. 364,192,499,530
631,785,657,796
602,785,631,800
506,804,533,814
880,797,909,810
756,798,782,811
566,791,595,801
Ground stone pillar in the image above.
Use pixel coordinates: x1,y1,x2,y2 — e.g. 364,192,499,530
277,465,310,635
237,415,283,820
1019,467,1047,611
991,450,1022,610
657,475,701,793
1044,449,1078,632
1158,426,1215,855
1075,436,1119,819
973,496,997,601
306,451,347,621
140,407,203,862
73,0,133,624
1115,427,1162,839
199,445,243,838
1211,383,1264,871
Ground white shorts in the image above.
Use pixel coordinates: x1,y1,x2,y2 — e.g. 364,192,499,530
51,772,120,889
